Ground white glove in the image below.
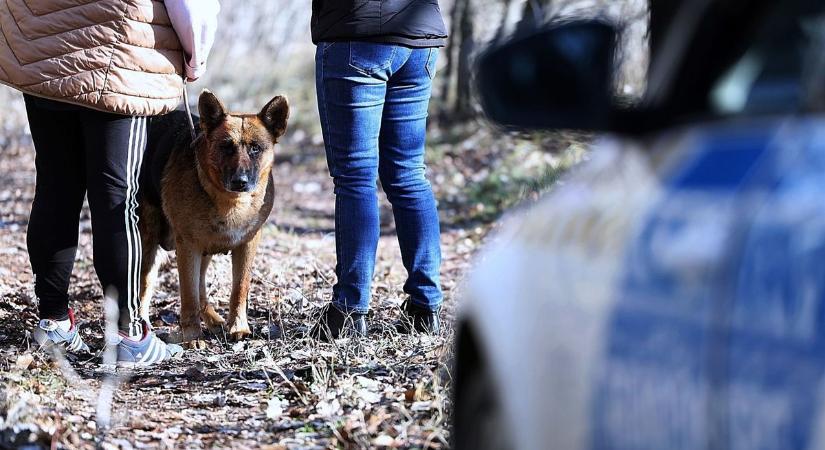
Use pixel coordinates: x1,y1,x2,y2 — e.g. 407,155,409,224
164,0,221,81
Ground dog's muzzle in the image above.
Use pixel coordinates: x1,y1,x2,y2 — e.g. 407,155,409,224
228,173,254,192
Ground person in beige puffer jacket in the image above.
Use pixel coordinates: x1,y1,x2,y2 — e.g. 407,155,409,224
0,0,220,366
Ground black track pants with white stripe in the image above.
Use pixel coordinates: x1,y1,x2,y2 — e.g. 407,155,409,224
25,95,149,336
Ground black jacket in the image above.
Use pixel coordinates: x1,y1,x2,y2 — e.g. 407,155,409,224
311,0,448,48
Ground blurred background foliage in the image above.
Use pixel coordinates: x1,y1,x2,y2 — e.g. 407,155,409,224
0,0,649,225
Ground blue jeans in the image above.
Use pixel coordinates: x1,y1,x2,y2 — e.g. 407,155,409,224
315,41,443,314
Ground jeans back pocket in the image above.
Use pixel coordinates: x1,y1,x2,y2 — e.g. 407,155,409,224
425,48,439,80
349,42,396,76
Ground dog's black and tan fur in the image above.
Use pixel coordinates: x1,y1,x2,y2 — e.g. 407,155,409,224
138,90,289,341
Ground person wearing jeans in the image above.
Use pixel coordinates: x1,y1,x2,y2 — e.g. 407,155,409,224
310,1,449,339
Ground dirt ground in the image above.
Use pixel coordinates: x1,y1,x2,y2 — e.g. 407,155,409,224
0,136,491,449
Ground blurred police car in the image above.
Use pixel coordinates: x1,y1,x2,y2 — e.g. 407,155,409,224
453,1,825,449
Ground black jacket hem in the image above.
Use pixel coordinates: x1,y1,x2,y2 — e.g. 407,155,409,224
312,35,446,48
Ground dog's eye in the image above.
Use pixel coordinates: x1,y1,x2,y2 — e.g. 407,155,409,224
221,144,235,156
248,145,263,156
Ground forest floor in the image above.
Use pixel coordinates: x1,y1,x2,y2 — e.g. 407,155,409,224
0,120,584,449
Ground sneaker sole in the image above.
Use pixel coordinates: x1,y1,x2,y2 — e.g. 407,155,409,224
115,354,183,368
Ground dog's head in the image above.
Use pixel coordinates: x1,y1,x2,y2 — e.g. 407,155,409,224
197,90,289,194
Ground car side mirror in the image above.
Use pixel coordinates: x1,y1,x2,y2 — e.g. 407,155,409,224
476,20,625,132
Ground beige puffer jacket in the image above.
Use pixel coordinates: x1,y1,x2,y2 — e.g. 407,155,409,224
0,0,185,116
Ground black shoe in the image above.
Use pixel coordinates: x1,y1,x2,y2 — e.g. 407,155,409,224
395,300,440,334
310,304,367,342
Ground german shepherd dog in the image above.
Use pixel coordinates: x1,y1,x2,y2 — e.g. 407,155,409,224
138,90,289,341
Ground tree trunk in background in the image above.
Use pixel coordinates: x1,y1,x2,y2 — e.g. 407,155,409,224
438,0,461,123
436,0,648,124
453,0,475,119
438,0,476,123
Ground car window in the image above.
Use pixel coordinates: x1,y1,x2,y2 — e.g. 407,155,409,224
710,5,825,115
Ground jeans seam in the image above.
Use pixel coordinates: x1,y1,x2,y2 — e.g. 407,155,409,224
334,195,343,306
319,47,343,308
425,48,437,80
425,48,433,79
319,48,333,175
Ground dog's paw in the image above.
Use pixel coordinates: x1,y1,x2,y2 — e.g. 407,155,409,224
230,329,251,341
201,305,225,333
179,323,203,342
227,316,251,341
183,339,209,350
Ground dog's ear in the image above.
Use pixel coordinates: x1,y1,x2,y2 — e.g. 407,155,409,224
198,89,227,132
258,95,289,139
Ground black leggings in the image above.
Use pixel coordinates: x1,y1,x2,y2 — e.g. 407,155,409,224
25,95,148,336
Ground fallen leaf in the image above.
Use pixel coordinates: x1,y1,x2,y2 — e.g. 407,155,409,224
15,353,33,369
266,397,287,420
411,401,432,412
357,389,381,404
356,376,380,389
372,435,396,447
315,399,341,418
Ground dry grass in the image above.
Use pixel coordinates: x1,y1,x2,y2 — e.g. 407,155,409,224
0,59,586,450
0,132,491,448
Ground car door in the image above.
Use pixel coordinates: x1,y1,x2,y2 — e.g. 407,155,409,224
725,120,825,450
590,121,778,450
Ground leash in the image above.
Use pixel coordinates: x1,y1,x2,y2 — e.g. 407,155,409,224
182,79,198,142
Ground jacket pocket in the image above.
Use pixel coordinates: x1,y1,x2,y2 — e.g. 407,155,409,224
349,42,396,76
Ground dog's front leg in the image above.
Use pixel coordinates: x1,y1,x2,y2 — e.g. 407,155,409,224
199,254,226,333
138,210,161,325
227,232,261,340
176,241,203,342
